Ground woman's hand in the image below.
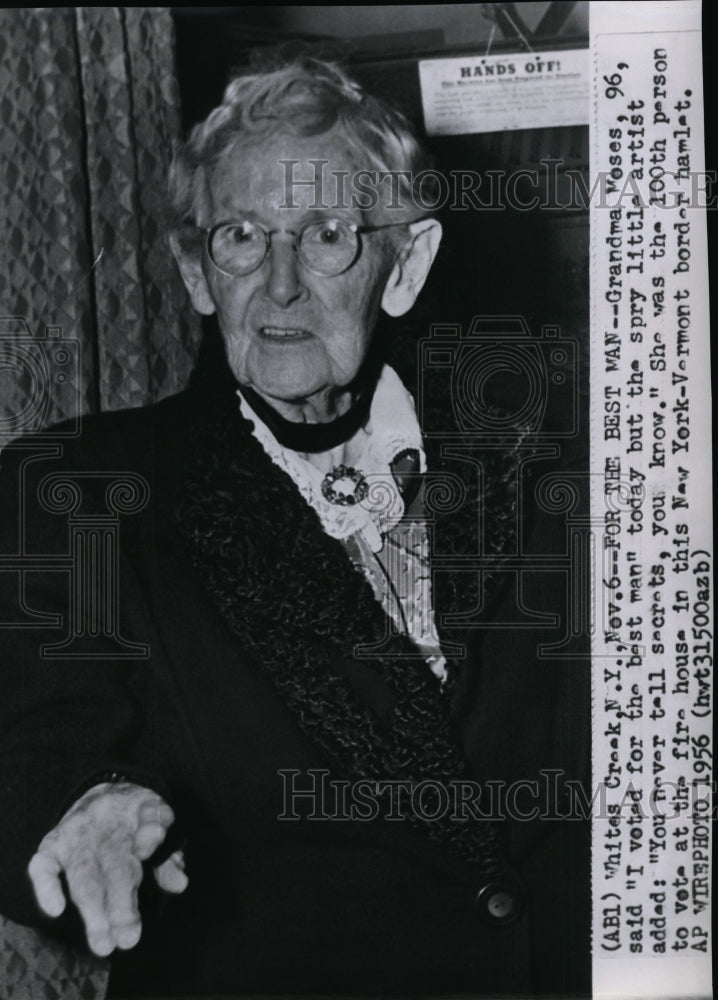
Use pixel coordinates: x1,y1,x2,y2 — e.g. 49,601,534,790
28,781,187,956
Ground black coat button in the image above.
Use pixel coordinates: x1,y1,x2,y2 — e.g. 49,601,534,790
475,879,524,925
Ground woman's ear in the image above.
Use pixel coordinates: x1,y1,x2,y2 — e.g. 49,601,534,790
381,218,442,318
169,234,216,316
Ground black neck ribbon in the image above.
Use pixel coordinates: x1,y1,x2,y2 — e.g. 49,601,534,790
238,385,375,454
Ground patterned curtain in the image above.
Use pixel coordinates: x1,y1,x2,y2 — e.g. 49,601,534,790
0,8,200,998
0,7,201,448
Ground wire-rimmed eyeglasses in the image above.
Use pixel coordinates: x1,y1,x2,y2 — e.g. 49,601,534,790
204,216,424,278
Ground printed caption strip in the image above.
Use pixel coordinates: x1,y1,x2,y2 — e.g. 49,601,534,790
590,3,712,999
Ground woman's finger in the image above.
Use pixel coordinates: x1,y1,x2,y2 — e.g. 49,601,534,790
63,851,116,956
138,799,175,829
27,851,66,917
153,851,189,894
134,820,170,860
100,848,144,951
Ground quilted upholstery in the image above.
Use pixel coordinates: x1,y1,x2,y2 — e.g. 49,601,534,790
0,7,201,442
0,915,108,1000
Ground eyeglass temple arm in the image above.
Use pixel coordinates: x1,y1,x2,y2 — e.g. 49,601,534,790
355,215,434,234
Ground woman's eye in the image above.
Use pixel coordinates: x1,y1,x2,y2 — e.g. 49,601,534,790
228,223,257,244
312,222,350,245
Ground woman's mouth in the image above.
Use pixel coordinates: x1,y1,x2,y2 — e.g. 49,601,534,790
259,326,311,340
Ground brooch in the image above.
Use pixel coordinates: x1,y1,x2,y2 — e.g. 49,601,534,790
321,465,368,506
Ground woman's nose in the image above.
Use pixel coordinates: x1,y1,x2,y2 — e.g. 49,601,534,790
265,234,307,307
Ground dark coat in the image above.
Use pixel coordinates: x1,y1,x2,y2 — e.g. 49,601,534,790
0,340,591,998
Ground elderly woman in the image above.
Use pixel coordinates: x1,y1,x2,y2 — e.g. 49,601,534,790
0,58,589,997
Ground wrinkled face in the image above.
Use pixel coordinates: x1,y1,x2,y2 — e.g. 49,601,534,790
189,130,396,410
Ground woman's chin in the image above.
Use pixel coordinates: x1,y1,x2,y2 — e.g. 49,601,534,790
243,352,329,407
